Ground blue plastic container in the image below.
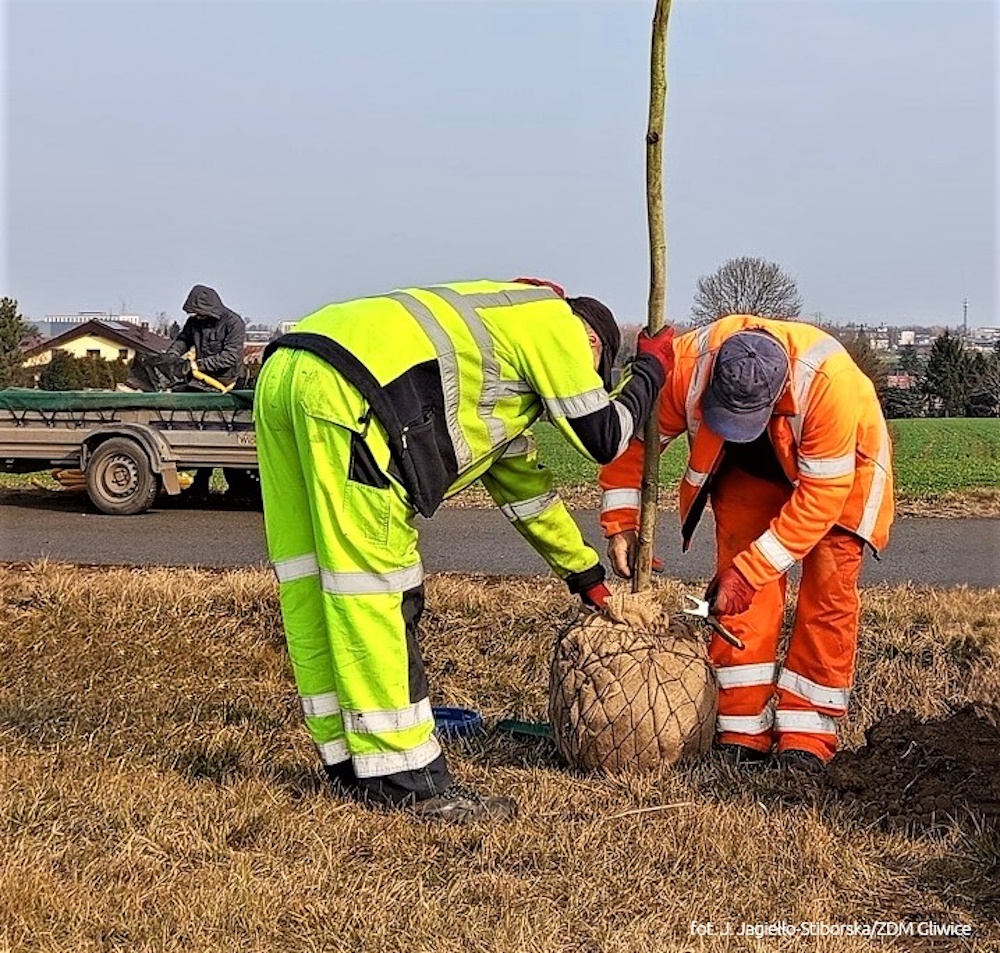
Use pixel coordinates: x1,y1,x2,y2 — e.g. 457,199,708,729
432,706,485,739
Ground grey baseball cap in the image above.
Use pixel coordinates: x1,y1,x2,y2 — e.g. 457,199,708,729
702,330,790,442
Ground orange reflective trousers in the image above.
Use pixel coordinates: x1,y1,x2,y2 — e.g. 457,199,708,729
710,467,864,762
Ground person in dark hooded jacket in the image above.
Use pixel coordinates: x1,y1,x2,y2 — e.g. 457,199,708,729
168,285,246,386
169,285,254,501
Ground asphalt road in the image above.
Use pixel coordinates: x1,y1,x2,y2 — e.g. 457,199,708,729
1,490,997,587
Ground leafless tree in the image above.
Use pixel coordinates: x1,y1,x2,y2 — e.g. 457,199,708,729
691,257,803,326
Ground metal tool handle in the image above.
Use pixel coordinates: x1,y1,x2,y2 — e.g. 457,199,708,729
706,616,745,651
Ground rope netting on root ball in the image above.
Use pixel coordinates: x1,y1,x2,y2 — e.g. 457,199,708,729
548,590,717,773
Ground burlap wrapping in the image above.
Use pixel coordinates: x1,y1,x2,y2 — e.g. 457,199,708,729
548,590,717,772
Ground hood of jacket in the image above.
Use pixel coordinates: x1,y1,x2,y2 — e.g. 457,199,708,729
183,284,227,319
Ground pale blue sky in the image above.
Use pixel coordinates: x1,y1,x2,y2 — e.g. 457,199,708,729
3,0,996,327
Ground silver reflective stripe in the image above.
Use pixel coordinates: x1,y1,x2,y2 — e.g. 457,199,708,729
798,451,855,479
301,691,341,719
497,379,534,397
321,563,424,595
684,326,714,433
602,488,641,512
273,553,319,583
352,736,442,778
499,491,558,522
684,466,710,488
459,288,559,309
613,401,635,458
343,697,434,735
388,291,473,470
777,669,850,711
431,287,550,450
716,711,774,734
316,738,350,765
857,418,891,542
789,337,846,443
714,662,777,690
501,434,535,458
774,709,839,735
545,388,610,420
755,529,796,573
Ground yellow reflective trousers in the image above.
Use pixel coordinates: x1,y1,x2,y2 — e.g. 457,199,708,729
255,348,451,804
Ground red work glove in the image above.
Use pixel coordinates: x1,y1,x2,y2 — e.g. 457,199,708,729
581,581,611,610
636,327,676,379
512,276,566,298
705,566,756,617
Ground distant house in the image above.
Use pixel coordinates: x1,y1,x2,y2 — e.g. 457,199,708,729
41,312,148,339
21,319,172,369
18,331,45,356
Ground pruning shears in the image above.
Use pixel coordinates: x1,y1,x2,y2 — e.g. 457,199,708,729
683,595,745,650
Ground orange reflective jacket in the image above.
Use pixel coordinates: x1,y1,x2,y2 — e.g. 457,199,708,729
599,316,894,589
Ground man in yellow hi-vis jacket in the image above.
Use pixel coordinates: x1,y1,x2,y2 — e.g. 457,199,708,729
255,278,674,823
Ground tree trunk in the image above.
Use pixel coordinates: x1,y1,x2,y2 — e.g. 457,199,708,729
633,0,672,593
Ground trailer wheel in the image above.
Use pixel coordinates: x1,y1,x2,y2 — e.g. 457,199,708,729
86,437,160,515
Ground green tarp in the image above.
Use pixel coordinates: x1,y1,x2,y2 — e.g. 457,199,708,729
0,388,254,411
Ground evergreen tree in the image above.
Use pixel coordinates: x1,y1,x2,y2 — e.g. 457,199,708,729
964,350,999,417
923,331,970,417
896,344,924,379
882,387,924,419
0,297,35,389
39,352,131,391
39,350,86,390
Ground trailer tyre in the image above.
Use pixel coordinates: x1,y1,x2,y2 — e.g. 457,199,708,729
86,437,160,515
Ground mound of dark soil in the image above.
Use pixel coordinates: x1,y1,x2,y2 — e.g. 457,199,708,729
827,704,1000,833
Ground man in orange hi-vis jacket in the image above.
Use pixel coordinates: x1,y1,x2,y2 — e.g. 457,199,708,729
600,316,894,772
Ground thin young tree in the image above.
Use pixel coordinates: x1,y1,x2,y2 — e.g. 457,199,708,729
634,0,672,592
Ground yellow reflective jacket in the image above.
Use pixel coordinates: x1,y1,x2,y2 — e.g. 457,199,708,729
264,280,663,592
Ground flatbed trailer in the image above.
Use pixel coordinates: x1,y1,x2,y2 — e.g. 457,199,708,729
0,388,256,515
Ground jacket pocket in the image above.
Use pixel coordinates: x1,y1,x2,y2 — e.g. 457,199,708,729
348,431,390,488
344,482,390,546
402,414,451,517
345,431,391,544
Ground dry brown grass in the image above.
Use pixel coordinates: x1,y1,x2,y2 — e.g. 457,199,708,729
894,488,1000,519
444,485,1000,519
1,564,998,952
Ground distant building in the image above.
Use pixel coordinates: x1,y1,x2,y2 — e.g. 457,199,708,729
22,319,172,369
245,325,274,344
968,327,1000,352
40,312,148,338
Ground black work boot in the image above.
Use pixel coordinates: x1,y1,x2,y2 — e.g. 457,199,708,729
410,783,518,824
714,742,773,771
324,762,360,799
777,749,826,775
